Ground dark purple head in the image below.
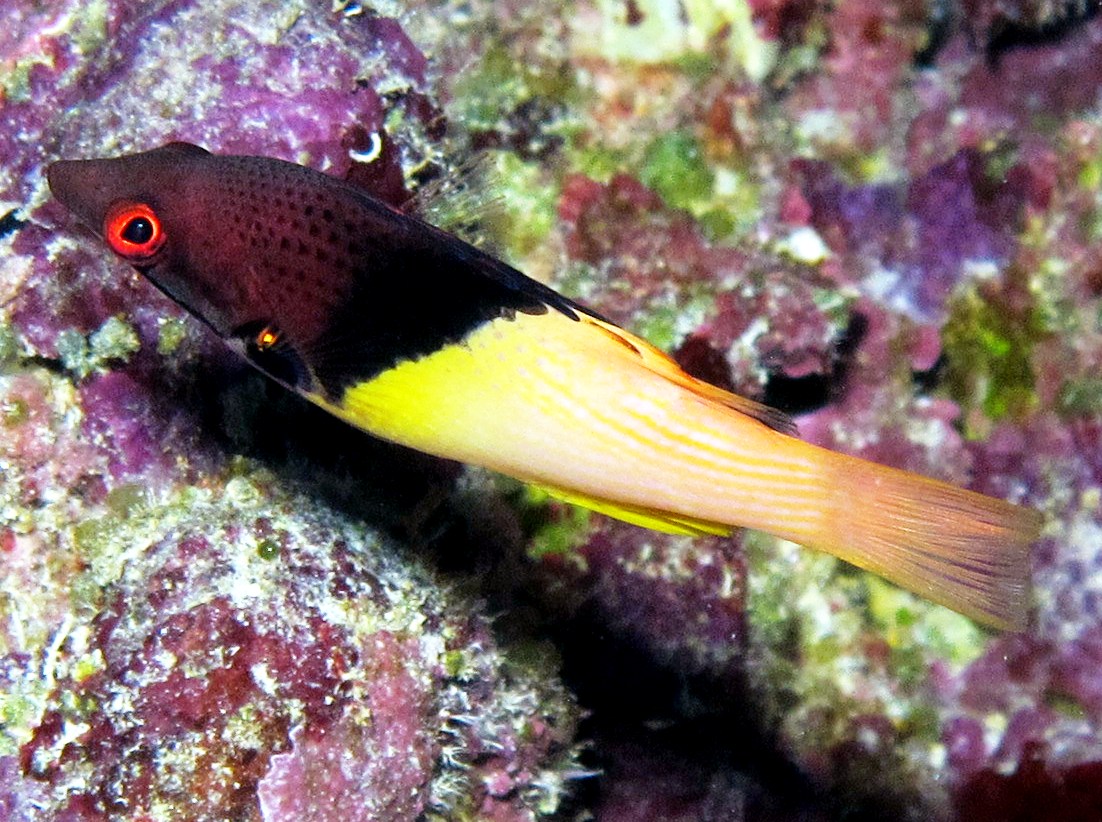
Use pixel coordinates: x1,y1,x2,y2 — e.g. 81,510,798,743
48,141,368,337
48,142,569,397
49,143,246,336
46,142,377,391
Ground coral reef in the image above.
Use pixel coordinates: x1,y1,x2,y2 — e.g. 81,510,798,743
4,0,1102,819
0,2,581,820
0,470,579,820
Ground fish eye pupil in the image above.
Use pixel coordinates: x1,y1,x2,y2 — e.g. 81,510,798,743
104,202,165,259
122,217,154,244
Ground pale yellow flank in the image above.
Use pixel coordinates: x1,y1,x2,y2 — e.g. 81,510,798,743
310,310,1040,630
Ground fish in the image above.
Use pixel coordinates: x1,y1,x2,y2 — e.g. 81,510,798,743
46,142,1043,630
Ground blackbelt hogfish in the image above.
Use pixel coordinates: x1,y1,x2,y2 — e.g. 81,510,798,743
47,142,1042,629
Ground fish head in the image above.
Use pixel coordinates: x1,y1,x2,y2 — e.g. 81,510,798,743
47,141,556,398
47,142,255,340
48,142,332,390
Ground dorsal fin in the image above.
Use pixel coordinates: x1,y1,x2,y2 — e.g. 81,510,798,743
581,315,799,436
160,141,211,157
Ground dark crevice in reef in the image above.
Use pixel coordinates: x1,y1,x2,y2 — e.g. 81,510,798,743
762,311,868,417
984,1,1102,63
0,208,26,240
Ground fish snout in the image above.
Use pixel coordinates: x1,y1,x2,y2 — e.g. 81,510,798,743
46,160,84,210
46,157,127,232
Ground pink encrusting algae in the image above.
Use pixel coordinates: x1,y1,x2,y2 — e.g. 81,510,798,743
2,0,1102,819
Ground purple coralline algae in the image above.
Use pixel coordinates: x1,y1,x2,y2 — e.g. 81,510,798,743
1,475,579,820
7,0,1102,819
1,2,583,820
792,148,1034,318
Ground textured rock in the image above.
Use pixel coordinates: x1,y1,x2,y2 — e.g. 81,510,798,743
5,0,1102,819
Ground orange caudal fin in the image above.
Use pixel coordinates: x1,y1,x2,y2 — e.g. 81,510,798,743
817,453,1041,630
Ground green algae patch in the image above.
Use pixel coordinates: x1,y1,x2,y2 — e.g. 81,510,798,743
1,395,29,427
496,477,593,565
89,315,140,364
941,285,1042,434
0,323,18,369
106,483,150,517
640,131,715,211
635,131,762,238
72,649,106,683
442,648,470,680
57,315,142,378
493,153,561,260
569,143,626,183
521,486,593,564
56,329,91,378
571,0,776,81
256,538,280,560
156,316,190,356
866,577,986,681
0,686,46,756
221,703,269,753
632,285,715,353
448,42,577,135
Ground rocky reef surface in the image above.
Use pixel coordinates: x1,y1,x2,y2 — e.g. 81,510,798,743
2,0,1102,819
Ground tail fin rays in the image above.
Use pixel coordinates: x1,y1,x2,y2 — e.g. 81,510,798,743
817,457,1040,630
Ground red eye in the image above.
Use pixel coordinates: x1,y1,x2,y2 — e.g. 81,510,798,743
104,201,165,260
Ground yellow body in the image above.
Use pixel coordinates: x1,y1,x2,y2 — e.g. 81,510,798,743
311,309,1040,630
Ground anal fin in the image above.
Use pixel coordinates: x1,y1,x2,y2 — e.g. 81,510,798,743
535,483,733,537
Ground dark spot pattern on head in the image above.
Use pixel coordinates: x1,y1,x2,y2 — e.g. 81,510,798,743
173,152,579,397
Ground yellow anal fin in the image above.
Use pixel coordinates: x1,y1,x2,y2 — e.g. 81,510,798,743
535,483,734,538
582,316,798,436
